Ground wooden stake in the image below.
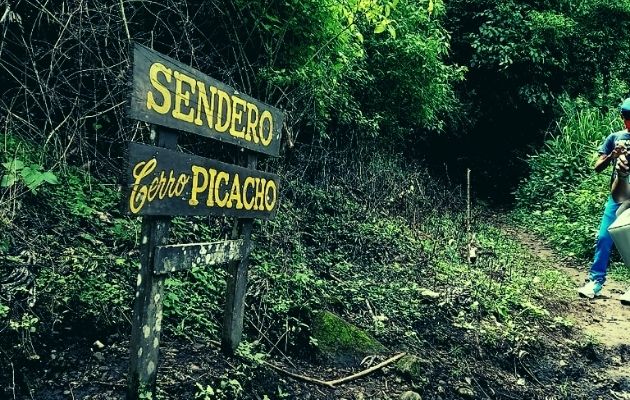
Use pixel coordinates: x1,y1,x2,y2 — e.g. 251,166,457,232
467,168,471,239
126,127,177,400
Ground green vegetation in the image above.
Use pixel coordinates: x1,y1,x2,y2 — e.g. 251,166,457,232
1,132,582,398
442,0,630,195
514,98,630,283
1,159,58,193
3,0,630,398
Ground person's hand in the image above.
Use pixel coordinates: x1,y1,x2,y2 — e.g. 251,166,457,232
617,153,630,177
611,145,627,159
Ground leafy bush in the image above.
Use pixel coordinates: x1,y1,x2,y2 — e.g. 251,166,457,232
1,159,58,193
442,0,630,196
515,97,627,263
516,96,619,207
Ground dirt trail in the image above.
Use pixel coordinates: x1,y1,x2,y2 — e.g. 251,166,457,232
502,225,630,398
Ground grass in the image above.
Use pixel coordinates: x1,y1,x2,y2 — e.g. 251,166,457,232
610,262,630,284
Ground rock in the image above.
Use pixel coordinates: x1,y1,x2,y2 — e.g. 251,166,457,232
457,386,475,398
311,311,386,365
400,391,422,400
93,352,105,362
395,354,430,382
93,340,105,349
353,391,365,400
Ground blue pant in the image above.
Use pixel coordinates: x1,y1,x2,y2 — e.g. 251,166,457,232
589,195,620,283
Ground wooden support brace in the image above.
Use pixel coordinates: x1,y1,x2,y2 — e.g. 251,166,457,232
153,240,248,275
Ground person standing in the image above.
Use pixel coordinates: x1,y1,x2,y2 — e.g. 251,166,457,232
577,98,630,299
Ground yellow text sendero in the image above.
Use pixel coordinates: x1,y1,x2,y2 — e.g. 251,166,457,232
146,62,274,147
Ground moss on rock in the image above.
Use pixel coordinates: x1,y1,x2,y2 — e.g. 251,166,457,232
395,354,430,383
311,310,386,365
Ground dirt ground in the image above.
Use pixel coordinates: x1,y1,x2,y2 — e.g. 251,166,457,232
503,226,630,400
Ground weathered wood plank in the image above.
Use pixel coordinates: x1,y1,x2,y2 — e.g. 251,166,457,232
126,128,176,400
153,240,247,275
130,43,283,156
122,142,280,219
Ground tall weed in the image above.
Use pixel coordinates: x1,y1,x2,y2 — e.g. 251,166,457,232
516,97,620,207
515,97,628,267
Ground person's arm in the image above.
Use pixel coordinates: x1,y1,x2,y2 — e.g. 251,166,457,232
612,154,630,202
594,153,613,172
594,134,619,173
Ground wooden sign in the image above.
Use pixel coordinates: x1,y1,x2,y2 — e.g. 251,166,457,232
126,42,286,400
123,142,280,219
130,44,284,157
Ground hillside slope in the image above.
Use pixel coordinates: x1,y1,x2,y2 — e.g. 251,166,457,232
2,142,628,399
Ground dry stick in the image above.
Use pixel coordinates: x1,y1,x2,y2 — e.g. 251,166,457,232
79,100,126,120
11,362,15,400
205,338,407,389
466,168,477,264
244,315,298,369
265,352,407,389
519,360,545,387
0,5,10,24
467,168,471,238
119,0,131,42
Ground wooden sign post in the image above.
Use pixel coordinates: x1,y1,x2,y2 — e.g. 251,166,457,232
124,44,283,400
126,126,177,399
222,152,257,353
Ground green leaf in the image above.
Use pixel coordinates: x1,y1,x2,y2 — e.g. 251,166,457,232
26,175,45,193
388,25,396,39
42,171,59,184
20,166,32,177
374,20,388,34
22,172,40,186
1,174,16,187
2,159,24,172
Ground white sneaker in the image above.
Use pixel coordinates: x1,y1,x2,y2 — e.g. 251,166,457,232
577,280,603,299
620,287,630,305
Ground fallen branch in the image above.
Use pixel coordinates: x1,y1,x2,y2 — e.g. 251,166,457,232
208,338,406,389
265,352,407,389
